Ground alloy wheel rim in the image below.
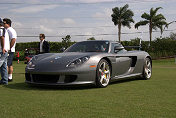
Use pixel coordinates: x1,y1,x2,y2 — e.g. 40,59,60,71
99,62,110,86
145,60,152,78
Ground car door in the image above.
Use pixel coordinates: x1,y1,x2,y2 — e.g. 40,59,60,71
110,43,132,77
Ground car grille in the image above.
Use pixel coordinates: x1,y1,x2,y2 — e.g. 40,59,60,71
25,73,60,83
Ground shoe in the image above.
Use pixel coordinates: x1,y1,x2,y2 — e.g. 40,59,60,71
0,82,8,85
8,79,13,82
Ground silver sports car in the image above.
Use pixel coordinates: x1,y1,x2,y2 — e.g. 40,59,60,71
25,40,152,87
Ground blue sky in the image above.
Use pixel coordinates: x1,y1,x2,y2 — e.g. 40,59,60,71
0,0,176,42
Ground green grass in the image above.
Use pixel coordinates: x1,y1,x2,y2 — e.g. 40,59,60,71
0,59,176,118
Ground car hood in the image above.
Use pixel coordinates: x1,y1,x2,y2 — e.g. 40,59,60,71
36,52,95,62
30,52,103,71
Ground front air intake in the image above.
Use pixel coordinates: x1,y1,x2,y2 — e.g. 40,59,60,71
64,75,77,83
32,74,60,83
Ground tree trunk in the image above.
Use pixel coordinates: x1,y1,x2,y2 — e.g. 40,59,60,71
118,24,121,43
149,22,152,46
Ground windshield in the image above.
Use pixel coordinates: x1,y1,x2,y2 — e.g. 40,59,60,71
65,41,109,52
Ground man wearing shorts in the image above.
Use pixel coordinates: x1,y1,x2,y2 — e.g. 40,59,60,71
0,18,10,85
3,18,17,82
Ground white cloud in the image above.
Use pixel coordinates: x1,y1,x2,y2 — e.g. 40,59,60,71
93,12,104,18
6,0,175,42
62,18,75,25
39,25,53,33
13,22,23,27
63,0,164,3
10,5,59,13
84,32,93,36
137,0,154,1
63,0,115,3
77,0,116,3
93,8,111,18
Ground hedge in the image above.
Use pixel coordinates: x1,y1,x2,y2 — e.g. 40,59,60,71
122,38,176,59
14,41,75,61
14,38,176,61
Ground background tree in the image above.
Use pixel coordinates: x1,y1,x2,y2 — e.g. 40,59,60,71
158,22,168,37
87,37,96,40
159,21,176,37
111,4,134,42
135,7,167,45
170,32,176,40
62,35,71,48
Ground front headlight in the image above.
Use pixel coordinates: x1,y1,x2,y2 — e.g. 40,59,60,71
27,56,38,69
27,61,35,69
66,56,89,67
30,56,38,62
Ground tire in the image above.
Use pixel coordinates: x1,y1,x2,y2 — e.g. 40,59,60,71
142,58,152,80
96,59,111,88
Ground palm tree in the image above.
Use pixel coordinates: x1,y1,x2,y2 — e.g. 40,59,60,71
111,4,134,42
158,22,168,38
159,21,176,37
135,7,166,44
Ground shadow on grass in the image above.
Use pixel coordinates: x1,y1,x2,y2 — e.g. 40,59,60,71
110,77,142,85
4,77,142,91
4,82,96,91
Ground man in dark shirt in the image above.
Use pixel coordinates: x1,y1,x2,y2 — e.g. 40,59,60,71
38,33,50,54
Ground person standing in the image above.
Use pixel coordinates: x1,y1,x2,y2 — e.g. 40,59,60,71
0,18,10,85
38,33,50,54
3,18,17,82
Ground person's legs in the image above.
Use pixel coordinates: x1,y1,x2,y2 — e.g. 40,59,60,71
1,59,8,84
0,52,8,84
8,66,13,79
7,52,14,81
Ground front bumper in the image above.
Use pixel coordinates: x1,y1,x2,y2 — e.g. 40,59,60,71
25,70,96,86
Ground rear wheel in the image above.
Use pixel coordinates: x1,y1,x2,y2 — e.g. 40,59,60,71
142,58,152,80
96,59,111,88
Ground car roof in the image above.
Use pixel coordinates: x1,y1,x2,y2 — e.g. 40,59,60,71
78,40,120,44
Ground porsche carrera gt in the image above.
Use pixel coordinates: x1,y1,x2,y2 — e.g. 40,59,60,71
25,40,152,87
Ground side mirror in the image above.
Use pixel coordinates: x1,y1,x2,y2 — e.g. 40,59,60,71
114,46,124,53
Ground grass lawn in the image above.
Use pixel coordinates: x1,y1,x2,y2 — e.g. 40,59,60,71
0,58,176,118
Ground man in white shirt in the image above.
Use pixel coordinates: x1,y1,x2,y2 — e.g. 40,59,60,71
0,18,10,85
3,18,17,82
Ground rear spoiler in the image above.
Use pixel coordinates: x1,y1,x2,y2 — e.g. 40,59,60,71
123,39,142,51
124,46,141,51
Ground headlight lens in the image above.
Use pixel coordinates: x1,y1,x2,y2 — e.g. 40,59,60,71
28,61,35,69
31,56,38,62
27,56,38,69
67,56,89,67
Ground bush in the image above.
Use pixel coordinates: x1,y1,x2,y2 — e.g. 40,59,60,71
15,38,176,61
15,41,75,61
147,38,176,59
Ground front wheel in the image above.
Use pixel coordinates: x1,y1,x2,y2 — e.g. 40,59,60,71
96,59,111,88
142,58,152,80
